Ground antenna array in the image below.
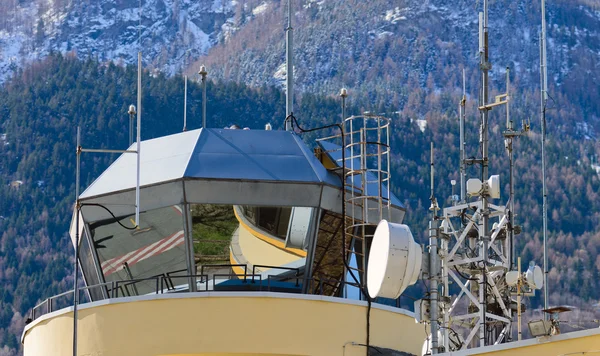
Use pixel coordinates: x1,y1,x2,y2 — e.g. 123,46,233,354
419,1,541,352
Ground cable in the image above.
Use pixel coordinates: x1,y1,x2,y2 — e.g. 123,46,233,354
353,344,383,354
285,113,372,355
439,326,464,350
401,293,419,301
454,266,479,281
286,112,342,134
80,203,138,230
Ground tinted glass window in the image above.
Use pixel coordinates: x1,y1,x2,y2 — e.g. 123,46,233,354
89,205,186,296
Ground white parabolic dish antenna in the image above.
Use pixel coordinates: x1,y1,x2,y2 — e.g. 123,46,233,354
367,220,422,299
525,265,544,290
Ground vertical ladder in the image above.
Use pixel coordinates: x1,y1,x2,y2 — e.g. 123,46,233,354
343,114,392,296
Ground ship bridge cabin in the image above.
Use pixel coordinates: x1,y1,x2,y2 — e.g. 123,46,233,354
23,126,424,356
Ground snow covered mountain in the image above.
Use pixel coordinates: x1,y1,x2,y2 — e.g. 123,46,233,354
197,0,600,126
0,0,237,82
2,0,598,117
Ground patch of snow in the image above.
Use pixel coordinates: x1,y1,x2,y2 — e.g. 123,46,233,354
304,0,325,9
221,19,239,43
416,119,427,133
384,7,408,24
212,0,234,13
576,121,596,140
273,63,287,83
252,2,268,16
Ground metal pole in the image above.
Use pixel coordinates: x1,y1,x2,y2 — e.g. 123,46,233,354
507,67,515,270
285,0,294,131
517,257,522,341
129,113,133,146
136,52,141,226
182,203,197,292
460,69,466,202
540,0,549,316
183,76,187,132
340,88,348,298
128,105,136,147
478,0,490,346
199,65,207,128
73,127,81,356
429,142,440,354
340,88,347,122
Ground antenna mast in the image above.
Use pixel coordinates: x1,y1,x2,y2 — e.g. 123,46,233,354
429,142,441,354
479,1,491,346
428,2,542,352
540,0,550,315
199,65,208,128
460,69,466,202
183,76,187,131
135,52,141,226
285,0,294,131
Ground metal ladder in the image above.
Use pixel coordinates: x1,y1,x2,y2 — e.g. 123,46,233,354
342,114,392,296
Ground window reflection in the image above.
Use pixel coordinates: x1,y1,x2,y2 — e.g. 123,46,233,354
240,206,292,240
83,204,313,296
309,210,348,296
190,204,237,267
193,204,307,292
79,230,104,301
88,205,186,296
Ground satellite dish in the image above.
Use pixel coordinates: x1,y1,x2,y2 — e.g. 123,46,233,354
466,178,483,196
367,220,422,299
487,175,500,199
505,271,519,287
525,265,544,290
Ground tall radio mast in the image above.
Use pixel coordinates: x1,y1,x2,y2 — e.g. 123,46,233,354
540,0,550,315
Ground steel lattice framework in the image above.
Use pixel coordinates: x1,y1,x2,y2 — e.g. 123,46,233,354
439,201,513,350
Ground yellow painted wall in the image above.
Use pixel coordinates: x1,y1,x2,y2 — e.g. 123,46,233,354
160,354,305,356
237,224,303,269
466,331,600,356
23,294,422,356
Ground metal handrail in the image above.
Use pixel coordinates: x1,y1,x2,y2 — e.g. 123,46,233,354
212,273,262,286
160,274,209,292
266,275,302,290
28,269,405,324
252,265,300,286
200,264,248,280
